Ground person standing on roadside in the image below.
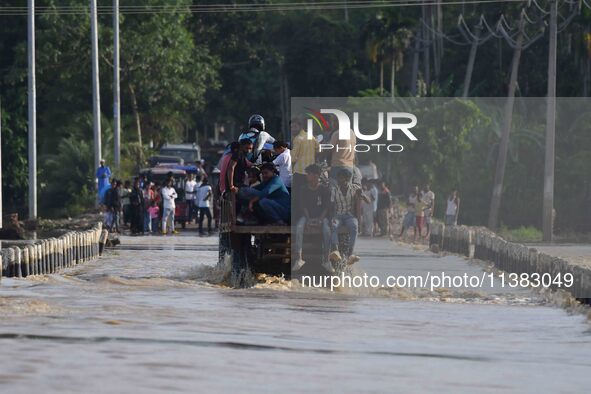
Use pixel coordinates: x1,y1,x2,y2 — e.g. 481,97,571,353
445,190,460,226
185,173,198,224
360,179,375,236
414,194,426,241
161,178,178,235
421,184,435,237
196,177,213,236
148,201,160,235
103,179,116,229
121,180,132,227
376,180,392,237
143,182,154,233
129,178,145,235
96,159,112,201
109,180,122,233
399,186,419,238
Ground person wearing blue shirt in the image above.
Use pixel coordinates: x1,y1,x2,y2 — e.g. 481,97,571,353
96,159,112,202
237,162,290,224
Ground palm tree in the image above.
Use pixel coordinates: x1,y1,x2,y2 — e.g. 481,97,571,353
362,13,388,95
385,27,413,98
362,14,413,97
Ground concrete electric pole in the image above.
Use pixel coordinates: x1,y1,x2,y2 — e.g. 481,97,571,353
113,0,121,170
90,0,102,181
542,0,558,242
28,0,37,220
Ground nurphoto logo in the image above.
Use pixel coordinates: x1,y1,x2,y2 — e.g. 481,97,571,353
306,108,418,153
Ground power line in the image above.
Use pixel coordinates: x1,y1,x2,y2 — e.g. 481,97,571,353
0,0,529,16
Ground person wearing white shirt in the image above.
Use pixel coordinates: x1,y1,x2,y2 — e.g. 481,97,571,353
446,190,460,225
184,173,198,224
196,178,213,235
161,179,178,235
272,141,292,189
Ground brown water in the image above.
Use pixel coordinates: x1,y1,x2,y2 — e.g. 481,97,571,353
0,234,590,393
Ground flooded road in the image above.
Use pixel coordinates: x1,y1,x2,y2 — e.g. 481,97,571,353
1,233,590,393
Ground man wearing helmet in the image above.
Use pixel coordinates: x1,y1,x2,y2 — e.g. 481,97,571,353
239,114,276,164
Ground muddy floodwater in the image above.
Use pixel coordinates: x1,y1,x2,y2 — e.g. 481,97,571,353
1,233,590,393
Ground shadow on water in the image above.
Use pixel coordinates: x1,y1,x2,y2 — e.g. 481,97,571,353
0,333,490,362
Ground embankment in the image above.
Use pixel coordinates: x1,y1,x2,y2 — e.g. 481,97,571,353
429,223,591,302
0,223,108,280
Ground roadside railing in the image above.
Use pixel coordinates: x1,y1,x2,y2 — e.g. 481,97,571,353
0,223,108,280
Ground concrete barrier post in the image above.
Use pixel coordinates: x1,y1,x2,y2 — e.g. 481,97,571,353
467,229,474,258
49,239,55,272
86,232,91,259
37,243,43,274
65,234,71,267
59,238,65,269
28,245,36,276
0,249,8,278
37,243,44,274
54,238,60,271
80,233,85,262
14,247,23,278
6,248,15,277
99,229,108,255
95,229,101,257
79,232,84,263
55,238,62,270
73,233,79,264
32,244,38,275
68,233,74,266
21,247,30,277
61,238,65,269
91,231,96,258
86,232,91,260
43,240,49,273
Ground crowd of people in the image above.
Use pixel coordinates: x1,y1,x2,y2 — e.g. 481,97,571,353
96,112,461,272
397,185,461,241
217,114,389,273
97,160,215,237
216,113,462,272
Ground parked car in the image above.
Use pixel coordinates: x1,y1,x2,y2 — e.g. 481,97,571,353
159,143,201,164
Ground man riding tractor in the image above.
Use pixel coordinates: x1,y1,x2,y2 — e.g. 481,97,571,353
238,114,276,164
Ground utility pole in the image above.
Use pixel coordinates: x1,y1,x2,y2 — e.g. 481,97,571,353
113,0,121,170
344,0,349,23
543,0,557,242
488,11,525,230
410,30,420,96
462,23,482,98
0,99,3,229
90,0,102,184
28,0,37,220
